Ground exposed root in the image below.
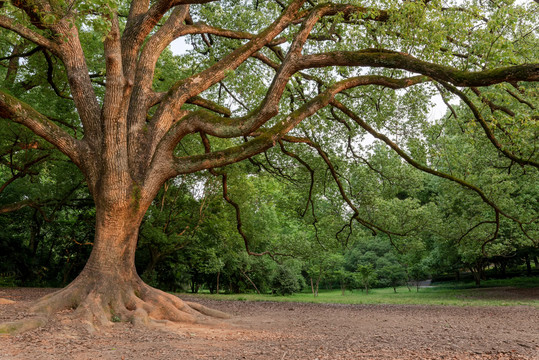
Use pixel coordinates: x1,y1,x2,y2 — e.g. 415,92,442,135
1,276,229,334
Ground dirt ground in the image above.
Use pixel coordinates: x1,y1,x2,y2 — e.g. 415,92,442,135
0,288,538,360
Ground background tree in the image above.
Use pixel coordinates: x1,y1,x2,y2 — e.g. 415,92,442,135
356,264,376,295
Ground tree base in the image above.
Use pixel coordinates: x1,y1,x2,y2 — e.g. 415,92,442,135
0,275,229,334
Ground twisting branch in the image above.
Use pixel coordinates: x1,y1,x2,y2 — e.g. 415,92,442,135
280,135,408,237
0,199,37,214
219,82,250,112
335,218,354,248
186,96,231,117
128,5,191,142
482,211,500,256
298,49,539,86
505,88,536,110
278,140,315,217
149,0,307,149
42,50,72,100
122,1,216,82
457,220,497,244
0,153,49,185
200,133,291,261
162,75,429,184
0,90,84,167
434,83,459,120
0,15,57,52
330,99,536,242
470,87,515,117
0,45,41,61
330,107,395,184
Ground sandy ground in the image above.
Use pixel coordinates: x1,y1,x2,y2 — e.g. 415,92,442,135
0,287,538,360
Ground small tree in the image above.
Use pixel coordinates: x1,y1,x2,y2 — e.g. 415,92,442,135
409,262,429,292
381,264,407,293
356,264,376,295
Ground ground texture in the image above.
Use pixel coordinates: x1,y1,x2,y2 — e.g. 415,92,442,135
0,287,538,360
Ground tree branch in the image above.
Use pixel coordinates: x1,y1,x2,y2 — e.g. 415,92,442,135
298,49,539,86
157,74,428,189
149,0,307,153
0,15,57,52
441,81,538,168
330,99,532,232
0,90,84,167
200,133,291,261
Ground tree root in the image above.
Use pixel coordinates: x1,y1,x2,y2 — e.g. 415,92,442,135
0,276,229,334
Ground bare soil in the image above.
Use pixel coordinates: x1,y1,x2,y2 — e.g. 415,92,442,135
0,287,538,360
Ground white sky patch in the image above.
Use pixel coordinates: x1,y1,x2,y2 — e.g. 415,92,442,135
428,94,460,122
171,37,192,55
428,94,449,122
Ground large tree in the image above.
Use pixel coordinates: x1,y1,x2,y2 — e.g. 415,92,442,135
0,0,537,329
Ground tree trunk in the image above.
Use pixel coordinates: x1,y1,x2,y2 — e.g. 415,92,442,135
29,209,42,256
525,254,532,276
216,270,220,295
28,197,228,329
241,269,260,294
141,246,162,280
315,274,321,297
469,266,481,286
500,260,507,277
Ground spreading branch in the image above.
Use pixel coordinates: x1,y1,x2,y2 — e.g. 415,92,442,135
0,90,84,167
330,99,535,242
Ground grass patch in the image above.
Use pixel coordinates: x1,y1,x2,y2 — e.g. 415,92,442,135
179,277,538,307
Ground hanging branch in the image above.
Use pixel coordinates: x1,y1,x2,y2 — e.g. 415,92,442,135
278,140,315,217
505,88,536,110
280,135,411,237
456,219,498,245
481,211,501,256
330,99,537,243
200,133,292,261
470,87,515,117
0,154,49,194
440,81,538,169
42,50,73,100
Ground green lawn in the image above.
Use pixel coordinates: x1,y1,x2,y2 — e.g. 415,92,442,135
178,277,539,307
